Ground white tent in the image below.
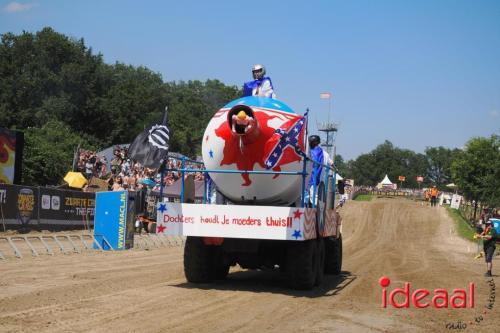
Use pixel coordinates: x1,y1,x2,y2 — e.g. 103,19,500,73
381,174,393,186
377,174,396,189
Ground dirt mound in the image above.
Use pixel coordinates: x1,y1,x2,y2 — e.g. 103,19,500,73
0,198,497,332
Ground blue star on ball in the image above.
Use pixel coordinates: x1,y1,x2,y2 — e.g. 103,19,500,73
292,229,302,240
158,203,167,213
209,149,214,158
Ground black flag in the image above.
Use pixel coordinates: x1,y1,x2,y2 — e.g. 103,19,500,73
128,106,170,169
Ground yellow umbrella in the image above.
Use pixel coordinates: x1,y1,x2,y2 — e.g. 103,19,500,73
64,172,88,188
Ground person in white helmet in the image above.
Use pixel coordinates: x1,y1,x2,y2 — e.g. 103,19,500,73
243,64,276,98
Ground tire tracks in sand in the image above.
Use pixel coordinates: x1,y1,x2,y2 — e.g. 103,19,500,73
0,198,497,332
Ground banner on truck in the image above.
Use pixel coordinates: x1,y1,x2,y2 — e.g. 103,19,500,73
156,203,340,241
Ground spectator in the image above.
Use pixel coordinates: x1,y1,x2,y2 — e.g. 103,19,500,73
478,219,498,277
85,158,94,180
100,156,108,177
112,176,124,191
110,151,122,175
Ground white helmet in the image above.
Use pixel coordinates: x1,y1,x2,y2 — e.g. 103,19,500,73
252,64,266,80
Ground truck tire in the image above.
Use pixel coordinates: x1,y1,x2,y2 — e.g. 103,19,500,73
315,238,325,286
286,239,318,290
184,236,214,283
324,234,342,275
215,265,230,280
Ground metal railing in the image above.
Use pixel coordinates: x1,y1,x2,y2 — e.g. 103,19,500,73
0,233,186,260
163,152,338,208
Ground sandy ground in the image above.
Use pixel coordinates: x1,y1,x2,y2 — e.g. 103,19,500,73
0,198,498,333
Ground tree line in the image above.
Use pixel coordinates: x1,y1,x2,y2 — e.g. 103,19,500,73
0,27,240,185
337,136,499,208
337,141,459,189
1,28,498,209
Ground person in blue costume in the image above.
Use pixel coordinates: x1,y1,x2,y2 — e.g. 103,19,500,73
243,64,276,98
307,135,324,205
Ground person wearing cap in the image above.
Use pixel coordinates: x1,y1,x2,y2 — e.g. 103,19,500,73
306,135,324,206
243,64,276,98
478,219,498,277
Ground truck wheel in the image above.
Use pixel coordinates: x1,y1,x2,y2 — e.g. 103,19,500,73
315,238,325,286
324,234,342,275
286,239,317,290
215,265,230,280
184,236,214,283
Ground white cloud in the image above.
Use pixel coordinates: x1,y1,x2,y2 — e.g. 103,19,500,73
490,110,499,118
3,2,35,13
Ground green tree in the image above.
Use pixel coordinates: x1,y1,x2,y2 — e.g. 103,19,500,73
333,154,347,177
164,80,240,156
0,27,105,130
451,135,500,219
346,140,428,188
425,146,460,188
98,63,168,145
22,120,97,186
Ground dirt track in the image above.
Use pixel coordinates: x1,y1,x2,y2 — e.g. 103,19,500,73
0,198,498,332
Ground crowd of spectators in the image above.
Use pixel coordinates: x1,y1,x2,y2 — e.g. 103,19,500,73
76,146,205,192
76,149,108,179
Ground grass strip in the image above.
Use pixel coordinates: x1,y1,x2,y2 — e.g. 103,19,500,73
354,194,373,201
445,207,476,241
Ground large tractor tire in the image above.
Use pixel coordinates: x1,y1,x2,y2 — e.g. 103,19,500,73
184,236,215,283
315,238,325,286
215,264,230,280
324,234,342,275
286,239,318,290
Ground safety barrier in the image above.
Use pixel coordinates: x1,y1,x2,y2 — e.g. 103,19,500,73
0,234,103,259
133,234,185,250
0,233,185,260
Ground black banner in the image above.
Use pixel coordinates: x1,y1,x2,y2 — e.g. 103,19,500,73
128,109,170,169
38,187,95,225
0,183,95,231
0,183,39,226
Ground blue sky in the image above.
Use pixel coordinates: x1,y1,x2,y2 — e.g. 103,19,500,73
1,0,499,160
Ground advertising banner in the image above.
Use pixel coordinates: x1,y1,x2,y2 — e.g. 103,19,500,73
38,187,95,225
0,183,39,226
94,191,134,250
156,202,319,241
0,183,95,229
0,127,23,184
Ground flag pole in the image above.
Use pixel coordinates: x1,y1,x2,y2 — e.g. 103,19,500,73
159,106,169,202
